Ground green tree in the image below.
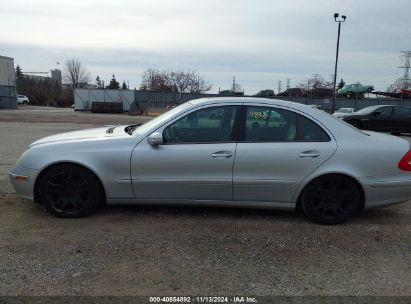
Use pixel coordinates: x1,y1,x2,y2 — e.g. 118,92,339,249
121,81,127,90
337,78,346,90
15,65,23,81
95,75,104,89
107,74,120,89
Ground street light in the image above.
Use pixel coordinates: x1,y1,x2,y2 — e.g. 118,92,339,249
331,13,347,114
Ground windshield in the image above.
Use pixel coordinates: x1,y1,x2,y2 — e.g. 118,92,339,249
355,106,381,115
336,108,353,113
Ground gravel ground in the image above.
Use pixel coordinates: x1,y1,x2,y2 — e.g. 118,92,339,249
0,106,410,297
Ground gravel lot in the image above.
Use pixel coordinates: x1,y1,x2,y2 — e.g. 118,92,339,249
0,106,410,297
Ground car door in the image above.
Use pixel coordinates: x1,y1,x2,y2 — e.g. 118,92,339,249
130,104,240,201
392,106,411,132
233,105,337,203
368,106,394,131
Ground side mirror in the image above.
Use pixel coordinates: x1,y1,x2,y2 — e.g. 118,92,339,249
147,132,163,146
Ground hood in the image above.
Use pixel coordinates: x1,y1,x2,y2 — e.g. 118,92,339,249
333,112,351,118
29,125,130,147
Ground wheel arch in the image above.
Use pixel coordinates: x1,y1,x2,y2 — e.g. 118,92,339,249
295,172,365,211
33,161,107,205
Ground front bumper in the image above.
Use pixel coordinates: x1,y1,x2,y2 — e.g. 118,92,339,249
9,165,39,201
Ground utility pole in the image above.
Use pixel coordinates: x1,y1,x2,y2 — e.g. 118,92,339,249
286,79,291,90
399,51,411,90
277,80,282,94
332,13,347,114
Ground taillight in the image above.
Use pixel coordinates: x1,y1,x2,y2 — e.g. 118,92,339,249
398,149,411,171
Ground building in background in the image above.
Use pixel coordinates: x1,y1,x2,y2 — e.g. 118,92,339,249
0,55,17,109
23,69,62,85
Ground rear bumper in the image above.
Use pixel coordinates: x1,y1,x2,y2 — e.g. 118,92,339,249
361,175,411,208
9,165,38,201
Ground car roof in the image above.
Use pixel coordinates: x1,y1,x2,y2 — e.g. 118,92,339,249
189,97,311,110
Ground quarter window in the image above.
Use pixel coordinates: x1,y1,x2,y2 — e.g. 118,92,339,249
163,106,238,143
299,115,330,141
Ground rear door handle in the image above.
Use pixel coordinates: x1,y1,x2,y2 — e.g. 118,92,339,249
211,151,233,158
299,150,320,158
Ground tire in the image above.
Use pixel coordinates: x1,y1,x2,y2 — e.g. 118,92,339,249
23,100,28,105
301,174,362,225
348,119,362,129
39,164,102,218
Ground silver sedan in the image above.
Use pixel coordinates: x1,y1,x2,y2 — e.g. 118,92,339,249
9,98,411,224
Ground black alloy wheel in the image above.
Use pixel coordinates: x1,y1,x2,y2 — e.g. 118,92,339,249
39,164,102,218
301,174,362,225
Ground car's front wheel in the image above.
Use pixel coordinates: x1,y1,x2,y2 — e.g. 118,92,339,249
39,164,102,218
301,174,362,225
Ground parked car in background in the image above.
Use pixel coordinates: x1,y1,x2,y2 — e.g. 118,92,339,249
166,102,177,109
277,88,306,97
333,107,355,118
343,105,411,133
17,95,29,104
254,89,275,97
10,97,411,225
337,83,374,97
219,90,244,96
308,104,323,111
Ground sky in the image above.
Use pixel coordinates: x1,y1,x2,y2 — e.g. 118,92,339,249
1,0,410,94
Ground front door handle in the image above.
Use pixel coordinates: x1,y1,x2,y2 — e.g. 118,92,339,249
211,151,233,158
299,150,320,158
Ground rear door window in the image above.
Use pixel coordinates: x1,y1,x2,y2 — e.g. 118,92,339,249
244,106,329,142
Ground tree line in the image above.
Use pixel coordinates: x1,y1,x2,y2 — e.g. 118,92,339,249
15,59,213,106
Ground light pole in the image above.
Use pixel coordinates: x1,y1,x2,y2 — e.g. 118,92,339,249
331,13,346,114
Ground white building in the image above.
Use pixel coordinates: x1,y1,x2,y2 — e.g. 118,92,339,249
0,55,17,109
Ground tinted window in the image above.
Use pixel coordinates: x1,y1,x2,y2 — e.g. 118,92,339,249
375,107,392,117
394,107,411,116
299,115,330,141
163,106,237,143
245,107,297,141
244,106,329,142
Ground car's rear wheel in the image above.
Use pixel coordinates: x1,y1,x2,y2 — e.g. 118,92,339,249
39,164,102,218
301,174,362,225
